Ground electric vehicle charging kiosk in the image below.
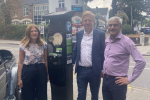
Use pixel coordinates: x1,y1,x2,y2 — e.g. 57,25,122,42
43,10,75,100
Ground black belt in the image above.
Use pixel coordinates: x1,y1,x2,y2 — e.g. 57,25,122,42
79,66,92,69
104,74,116,78
104,74,127,78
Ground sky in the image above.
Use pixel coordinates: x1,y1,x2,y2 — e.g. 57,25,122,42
87,0,147,15
87,0,112,9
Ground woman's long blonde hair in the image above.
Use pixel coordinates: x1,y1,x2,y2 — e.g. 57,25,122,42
20,24,44,47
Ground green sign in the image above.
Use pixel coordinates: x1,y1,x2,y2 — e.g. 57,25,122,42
66,34,72,54
56,48,62,52
49,53,57,56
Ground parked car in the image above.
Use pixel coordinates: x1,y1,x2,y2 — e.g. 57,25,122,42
145,29,150,34
0,49,21,100
140,27,150,34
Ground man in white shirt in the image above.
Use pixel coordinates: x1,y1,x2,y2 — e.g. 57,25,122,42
73,11,105,100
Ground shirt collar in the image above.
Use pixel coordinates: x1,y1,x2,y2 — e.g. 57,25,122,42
106,32,122,43
84,29,93,36
115,32,122,39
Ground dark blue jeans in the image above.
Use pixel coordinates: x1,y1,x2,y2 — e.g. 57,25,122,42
21,63,47,100
102,74,127,100
77,66,101,100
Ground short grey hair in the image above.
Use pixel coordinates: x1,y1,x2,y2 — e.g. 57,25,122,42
108,16,122,25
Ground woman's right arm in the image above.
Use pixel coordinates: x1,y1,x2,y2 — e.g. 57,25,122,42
18,49,25,88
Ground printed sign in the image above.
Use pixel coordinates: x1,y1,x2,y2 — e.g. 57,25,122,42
66,21,72,32
72,5,83,12
66,34,72,64
56,48,62,52
48,36,54,42
39,26,44,34
53,33,63,46
49,53,57,56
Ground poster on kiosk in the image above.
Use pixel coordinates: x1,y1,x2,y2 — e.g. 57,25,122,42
43,10,75,100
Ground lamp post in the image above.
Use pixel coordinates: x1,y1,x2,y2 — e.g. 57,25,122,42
131,5,133,26
96,6,99,29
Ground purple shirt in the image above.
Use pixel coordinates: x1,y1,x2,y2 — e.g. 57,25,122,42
103,32,146,83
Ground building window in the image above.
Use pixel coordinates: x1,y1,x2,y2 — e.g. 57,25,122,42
34,5,49,16
23,7,28,16
75,0,78,4
12,21,20,25
22,20,31,25
33,5,49,25
58,0,65,8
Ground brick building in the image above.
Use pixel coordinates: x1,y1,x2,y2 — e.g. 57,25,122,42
12,0,49,25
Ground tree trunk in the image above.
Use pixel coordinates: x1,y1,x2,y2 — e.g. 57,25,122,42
112,0,117,16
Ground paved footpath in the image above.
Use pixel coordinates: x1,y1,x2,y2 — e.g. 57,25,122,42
1,39,150,100
47,76,150,100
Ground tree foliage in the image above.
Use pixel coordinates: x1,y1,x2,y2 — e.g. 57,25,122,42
116,11,129,24
122,24,133,34
112,0,117,16
111,0,149,24
0,0,22,25
109,9,113,18
141,0,150,15
142,19,150,27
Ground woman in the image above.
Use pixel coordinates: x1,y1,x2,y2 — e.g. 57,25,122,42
18,24,49,100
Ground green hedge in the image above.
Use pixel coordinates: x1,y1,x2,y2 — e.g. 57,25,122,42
0,25,48,41
0,25,27,40
122,24,133,34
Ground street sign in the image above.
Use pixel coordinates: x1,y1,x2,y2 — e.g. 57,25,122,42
39,26,44,34
66,21,72,32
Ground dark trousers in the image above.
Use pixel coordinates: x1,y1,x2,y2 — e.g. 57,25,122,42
102,74,127,100
21,63,47,100
77,66,101,100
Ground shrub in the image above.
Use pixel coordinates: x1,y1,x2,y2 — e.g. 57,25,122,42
0,25,27,40
0,24,48,41
122,24,133,34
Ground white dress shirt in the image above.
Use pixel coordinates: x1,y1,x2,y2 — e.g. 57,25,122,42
78,30,93,67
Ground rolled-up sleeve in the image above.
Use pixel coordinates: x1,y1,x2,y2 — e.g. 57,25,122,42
125,39,146,83
19,43,25,51
44,42,47,50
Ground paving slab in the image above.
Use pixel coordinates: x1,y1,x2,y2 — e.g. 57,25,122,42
47,75,150,100
126,88,150,100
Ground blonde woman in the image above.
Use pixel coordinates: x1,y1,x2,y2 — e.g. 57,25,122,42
18,24,49,100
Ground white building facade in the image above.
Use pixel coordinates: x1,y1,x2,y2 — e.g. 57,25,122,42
49,0,83,13
49,0,84,34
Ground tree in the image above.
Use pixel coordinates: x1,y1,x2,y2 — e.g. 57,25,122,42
82,0,94,11
109,9,113,18
116,11,129,24
119,0,146,24
111,0,148,25
112,0,117,16
142,19,150,27
0,0,22,25
141,0,150,15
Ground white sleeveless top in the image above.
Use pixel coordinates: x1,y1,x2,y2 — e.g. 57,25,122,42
19,42,47,65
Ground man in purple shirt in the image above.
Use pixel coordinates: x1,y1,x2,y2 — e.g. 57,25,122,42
102,16,146,100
